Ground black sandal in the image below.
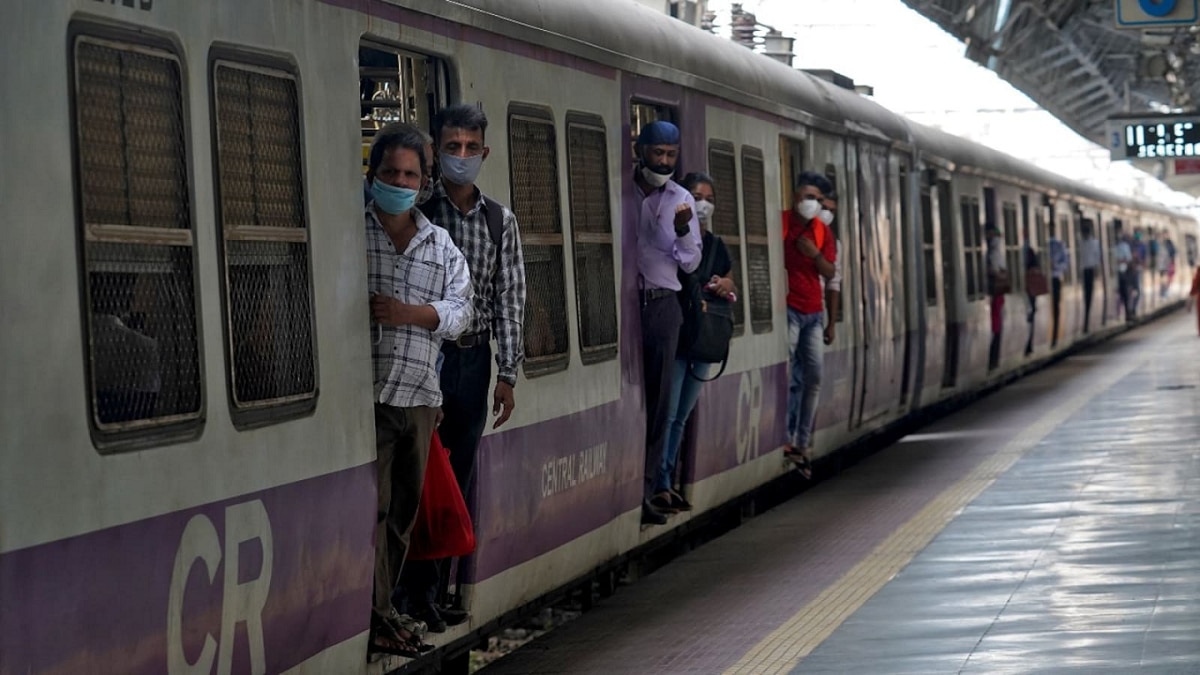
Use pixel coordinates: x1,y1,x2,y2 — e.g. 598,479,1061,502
370,615,433,659
784,446,813,479
668,490,693,512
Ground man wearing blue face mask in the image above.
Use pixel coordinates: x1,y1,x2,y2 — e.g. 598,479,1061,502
364,122,473,658
632,120,702,525
401,104,526,629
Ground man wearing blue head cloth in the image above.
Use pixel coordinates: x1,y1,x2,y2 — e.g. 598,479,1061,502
632,120,702,525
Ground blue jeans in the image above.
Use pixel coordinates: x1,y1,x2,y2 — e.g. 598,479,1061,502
787,308,824,449
656,358,715,494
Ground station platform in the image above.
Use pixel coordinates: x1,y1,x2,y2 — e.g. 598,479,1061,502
481,313,1200,674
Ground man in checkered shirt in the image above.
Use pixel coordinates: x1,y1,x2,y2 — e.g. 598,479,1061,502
398,103,527,631
364,122,472,657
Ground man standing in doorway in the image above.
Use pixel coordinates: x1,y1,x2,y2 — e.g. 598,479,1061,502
365,122,473,657
819,190,843,346
1047,222,1068,347
404,103,526,631
784,172,836,478
986,223,1008,370
633,120,701,525
1079,223,1101,332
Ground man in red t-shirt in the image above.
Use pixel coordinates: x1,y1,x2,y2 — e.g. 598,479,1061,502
783,172,837,475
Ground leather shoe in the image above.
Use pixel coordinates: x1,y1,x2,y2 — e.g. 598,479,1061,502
438,605,469,626
641,499,668,525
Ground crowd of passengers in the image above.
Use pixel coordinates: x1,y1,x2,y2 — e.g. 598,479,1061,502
366,107,871,658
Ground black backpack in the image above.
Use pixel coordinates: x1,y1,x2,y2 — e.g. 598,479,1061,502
679,234,734,381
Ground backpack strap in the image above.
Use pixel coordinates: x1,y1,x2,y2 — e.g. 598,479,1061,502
481,195,504,248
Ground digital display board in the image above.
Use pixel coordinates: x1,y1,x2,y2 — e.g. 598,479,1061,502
1106,116,1200,160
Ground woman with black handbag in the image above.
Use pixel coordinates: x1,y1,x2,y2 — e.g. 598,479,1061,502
650,172,737,515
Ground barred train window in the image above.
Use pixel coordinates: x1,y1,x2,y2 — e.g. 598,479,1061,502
1002,202,1022,293
707,141,744,335
566,114,618,364
73,36,203,437
960,196,984,300
742,148,773,333
213,60,317,417
920,183,937,305
509,107,569,375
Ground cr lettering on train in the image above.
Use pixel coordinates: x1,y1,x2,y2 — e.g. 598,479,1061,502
167,500,274,675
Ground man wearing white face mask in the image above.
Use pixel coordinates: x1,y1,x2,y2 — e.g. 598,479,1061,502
632,120,702,525
783,172,836,478
404,104,526,628
818,191,843,346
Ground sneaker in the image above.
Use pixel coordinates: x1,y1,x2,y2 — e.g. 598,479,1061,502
411,604,447,634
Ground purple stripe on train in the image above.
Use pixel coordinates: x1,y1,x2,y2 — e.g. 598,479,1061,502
0,465,375,675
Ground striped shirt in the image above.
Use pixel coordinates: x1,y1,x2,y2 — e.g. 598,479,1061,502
367,206,473,409
423,181,526,386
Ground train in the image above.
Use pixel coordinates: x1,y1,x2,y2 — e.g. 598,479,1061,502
1,1,1195,674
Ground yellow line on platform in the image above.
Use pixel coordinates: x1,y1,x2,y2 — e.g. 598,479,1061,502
723,337,1159,675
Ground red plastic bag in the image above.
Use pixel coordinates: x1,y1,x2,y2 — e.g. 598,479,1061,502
408,431,476,561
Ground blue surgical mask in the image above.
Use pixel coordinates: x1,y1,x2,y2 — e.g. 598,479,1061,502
439,152,484,186
371,179,419,215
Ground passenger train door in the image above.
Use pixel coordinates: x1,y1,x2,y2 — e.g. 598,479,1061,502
852,141,903,427
934,174,960,388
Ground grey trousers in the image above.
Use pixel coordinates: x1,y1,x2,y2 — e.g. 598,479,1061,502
373,403,439,620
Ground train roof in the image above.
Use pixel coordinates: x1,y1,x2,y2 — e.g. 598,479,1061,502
422,0,1188,221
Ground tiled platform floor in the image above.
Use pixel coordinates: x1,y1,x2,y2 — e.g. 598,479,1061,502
483,314,1200,674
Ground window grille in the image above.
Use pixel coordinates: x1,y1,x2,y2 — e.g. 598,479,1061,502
73,36,203,436
509,110,569,374
213,61,317,416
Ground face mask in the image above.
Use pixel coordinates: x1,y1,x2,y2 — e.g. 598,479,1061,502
819,209,835,225
694,199,715,223
371,179,419,215
439,152,484,186
796,199,821,221
640,164,673,188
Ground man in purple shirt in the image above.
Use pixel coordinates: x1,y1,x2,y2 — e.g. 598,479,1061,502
633,120,702,525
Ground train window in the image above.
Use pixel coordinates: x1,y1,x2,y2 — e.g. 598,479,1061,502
742,147,773,334
630,101,677,171
708,142,744,335
565,113,618,364
358,43,448,173
509,105,569,376
211,58,317,422
1002,202,1021,293
920,180,936,306
960,196,984,300
71,33,203,443
778,136,805,212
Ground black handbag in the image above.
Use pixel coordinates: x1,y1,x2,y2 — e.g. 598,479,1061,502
680,234,734,381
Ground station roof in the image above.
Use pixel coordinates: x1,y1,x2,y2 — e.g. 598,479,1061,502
902,0,1200,195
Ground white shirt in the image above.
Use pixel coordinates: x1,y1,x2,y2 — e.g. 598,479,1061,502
367,206,473,409
1115,241,1132,273
987,235,1007,273
1079,237,1101,270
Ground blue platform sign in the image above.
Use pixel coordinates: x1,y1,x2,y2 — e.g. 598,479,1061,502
1116,0,1200,26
